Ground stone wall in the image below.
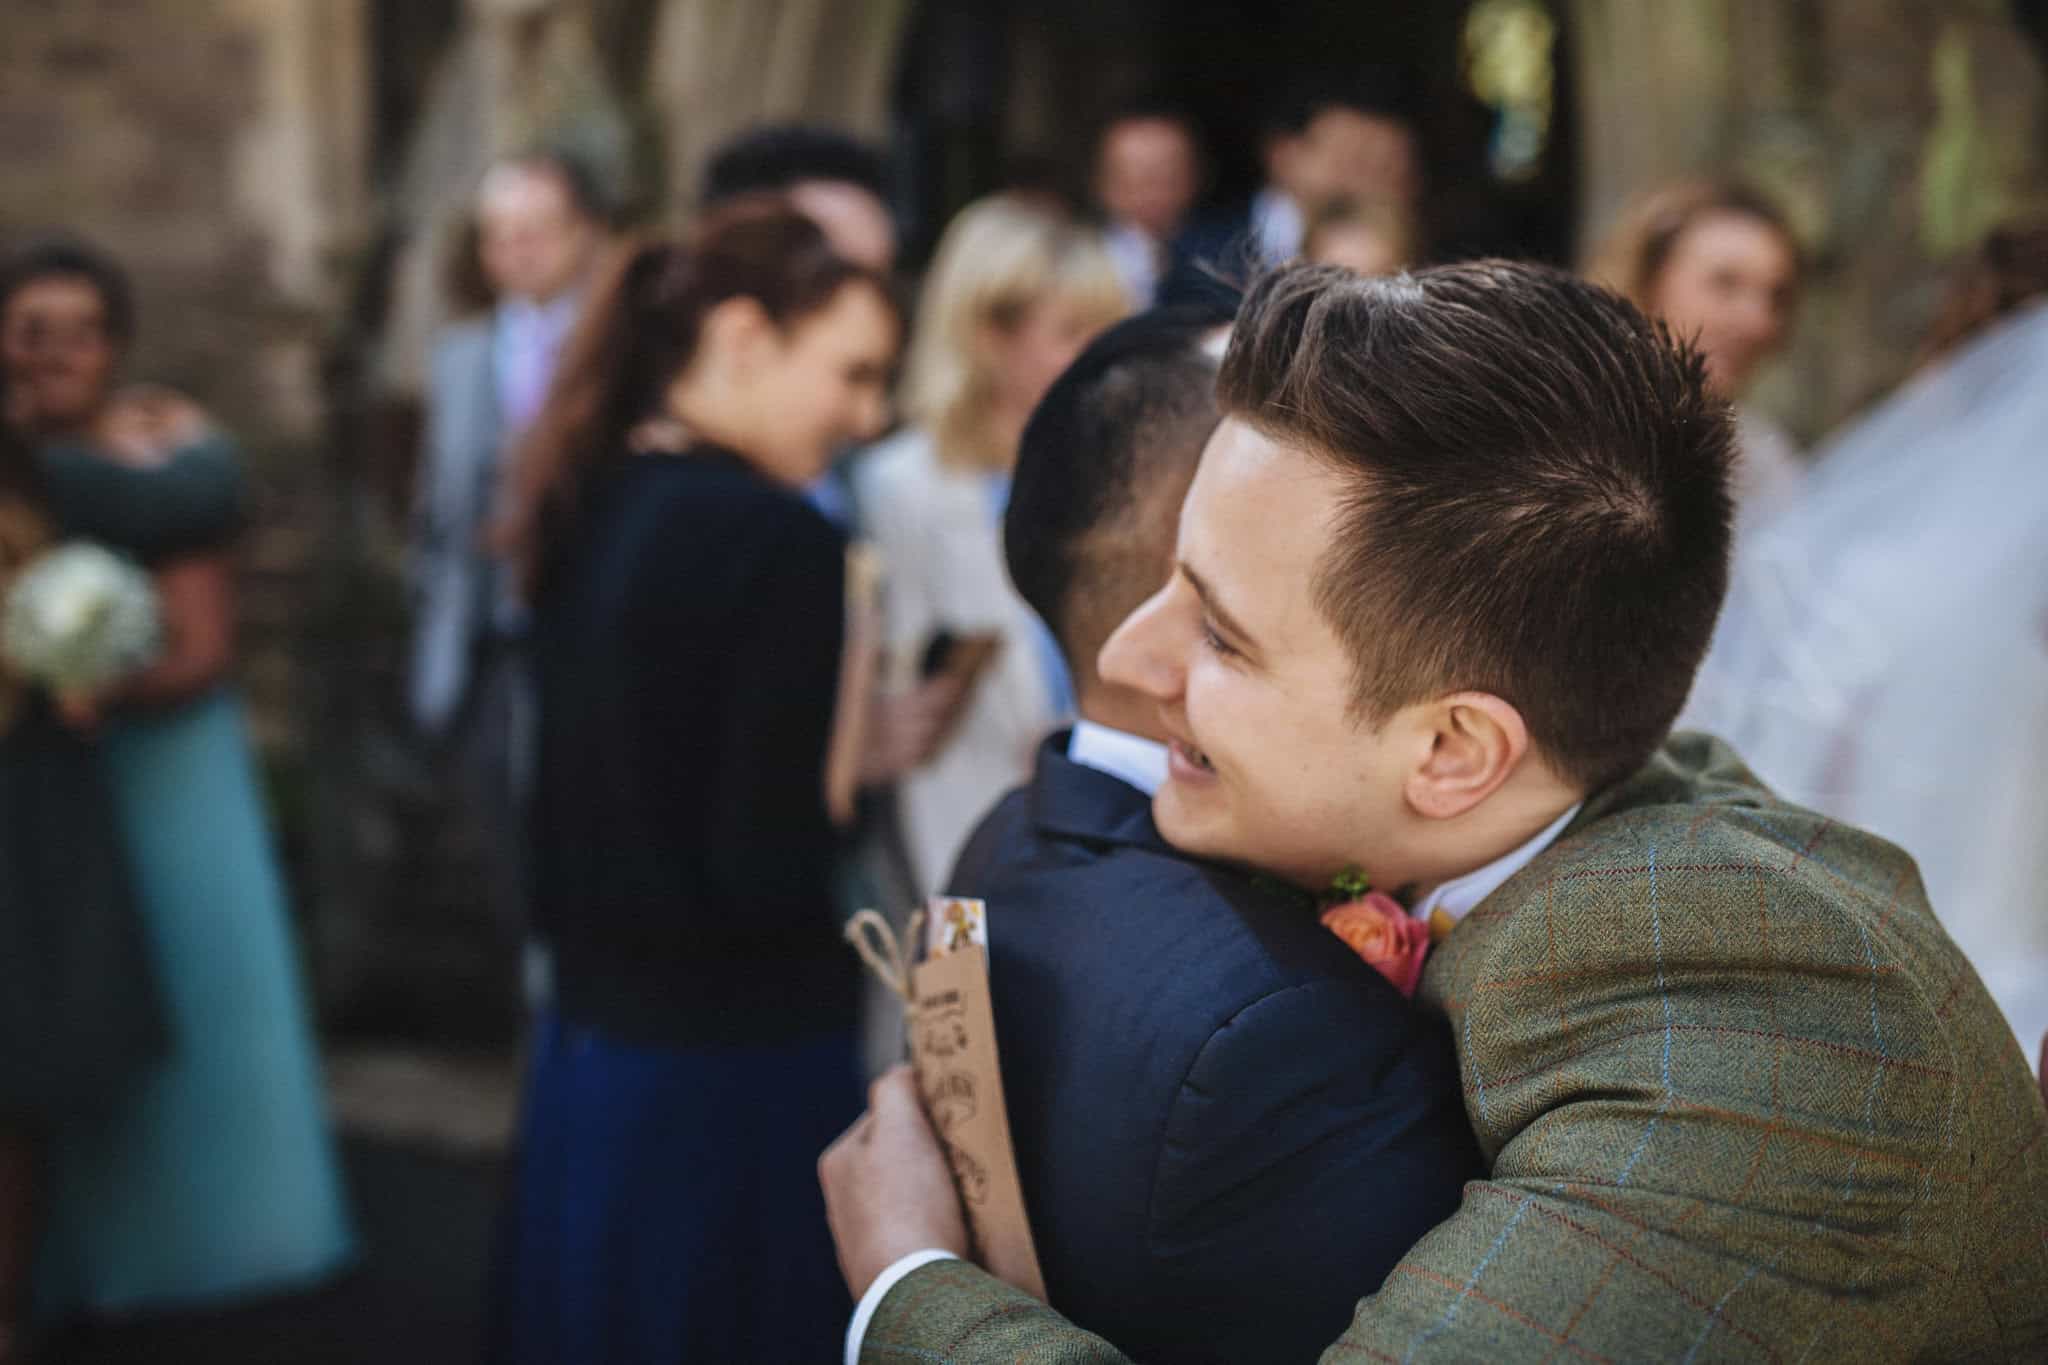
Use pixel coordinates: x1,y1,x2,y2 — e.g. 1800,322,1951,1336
0,0,370,449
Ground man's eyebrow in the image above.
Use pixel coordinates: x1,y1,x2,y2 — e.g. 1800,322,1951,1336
1181,561,1260,652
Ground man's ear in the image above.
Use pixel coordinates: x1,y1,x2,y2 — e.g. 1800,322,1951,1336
1402,691,1529,821
701,295,775,371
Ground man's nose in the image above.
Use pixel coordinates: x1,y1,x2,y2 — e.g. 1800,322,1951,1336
1098,582,1183,701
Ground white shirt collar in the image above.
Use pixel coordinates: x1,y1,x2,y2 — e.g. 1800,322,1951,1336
1066,720,1168,797
1251,187,1303,266
1411,802,1583,926
499,290,580,336
1103,221,1162,309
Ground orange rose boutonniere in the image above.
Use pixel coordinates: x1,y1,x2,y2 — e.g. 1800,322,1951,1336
1319,869,1430,999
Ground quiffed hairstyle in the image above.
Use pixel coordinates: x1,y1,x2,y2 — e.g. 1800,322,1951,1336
701,125,890,207
496,198,889,593
1006,305,1228,680
0,237,137,349
1218,262,1737,791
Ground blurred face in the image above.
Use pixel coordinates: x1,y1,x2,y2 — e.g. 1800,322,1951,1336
1308,223,1403,277
1294,109,1418,210
1,275,119,433
788,180,897,273
1097,118,1200,242
1649,211,1798,396
740,281,899,487
477,164,600,304
986,292,1109,432
1100,418,1407,888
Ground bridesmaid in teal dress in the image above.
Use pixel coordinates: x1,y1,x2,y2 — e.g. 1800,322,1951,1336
1,241,353,1325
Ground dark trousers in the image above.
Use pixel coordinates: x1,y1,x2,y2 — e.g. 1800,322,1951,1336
452,634,541,993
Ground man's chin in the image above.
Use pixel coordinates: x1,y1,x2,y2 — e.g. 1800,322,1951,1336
1151,785,1232,861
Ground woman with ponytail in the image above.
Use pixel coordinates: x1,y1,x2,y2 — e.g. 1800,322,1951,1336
487,200,899,1363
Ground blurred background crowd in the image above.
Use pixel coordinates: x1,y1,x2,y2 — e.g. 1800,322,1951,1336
1,0,2045,1360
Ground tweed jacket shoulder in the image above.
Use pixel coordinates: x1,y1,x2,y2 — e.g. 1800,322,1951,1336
863,734,2048,1363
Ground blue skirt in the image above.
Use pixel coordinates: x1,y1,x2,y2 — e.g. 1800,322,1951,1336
487,1012,862,1364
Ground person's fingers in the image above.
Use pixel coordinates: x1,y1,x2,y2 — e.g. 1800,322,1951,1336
869,1065,934,1140
869,1062,916,1110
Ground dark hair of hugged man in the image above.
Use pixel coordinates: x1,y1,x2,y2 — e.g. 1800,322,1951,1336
1218,262,1736,791
1005,306,1230,701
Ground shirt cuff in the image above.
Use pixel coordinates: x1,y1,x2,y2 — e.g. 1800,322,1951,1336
845,1248,961,1365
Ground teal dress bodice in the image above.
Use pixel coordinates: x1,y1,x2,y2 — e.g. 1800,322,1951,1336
0,438,243,1117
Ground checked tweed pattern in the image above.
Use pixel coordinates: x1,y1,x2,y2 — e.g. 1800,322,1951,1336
863,735,2048,1363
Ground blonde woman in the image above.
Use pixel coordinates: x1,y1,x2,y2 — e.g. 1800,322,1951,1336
1587,178,1806,530
855,196,1128,897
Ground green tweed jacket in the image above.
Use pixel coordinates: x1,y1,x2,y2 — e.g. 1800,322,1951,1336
862,734,2048,1362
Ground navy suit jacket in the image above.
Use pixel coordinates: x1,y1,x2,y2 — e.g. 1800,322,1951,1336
946,735,1481,1365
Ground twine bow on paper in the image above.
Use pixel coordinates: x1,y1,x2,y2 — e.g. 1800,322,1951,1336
845,907,927,1007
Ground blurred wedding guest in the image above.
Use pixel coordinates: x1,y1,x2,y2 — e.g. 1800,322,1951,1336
1302,194,1416,276
1685,220,2048,1062
702,124,896,533
1163,87,1419,307
486,202,899,1363
0,396,159,1365
410,150,607,970
1590,178,1805,530
854,196,1127,898
701,124,896,272
0,241,351,1334
1093,108,1203,307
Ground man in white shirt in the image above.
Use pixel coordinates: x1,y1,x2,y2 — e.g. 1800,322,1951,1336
1092,109,1203,308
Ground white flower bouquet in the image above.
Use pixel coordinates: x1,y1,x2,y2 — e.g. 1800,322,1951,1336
2,541,162,694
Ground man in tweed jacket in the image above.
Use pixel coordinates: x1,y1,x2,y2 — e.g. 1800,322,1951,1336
822,263,2048,1361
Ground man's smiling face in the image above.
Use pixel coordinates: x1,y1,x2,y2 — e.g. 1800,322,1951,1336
1099,416,1411,890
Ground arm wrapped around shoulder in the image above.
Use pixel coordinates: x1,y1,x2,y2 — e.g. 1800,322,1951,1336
1329,808,2040,1362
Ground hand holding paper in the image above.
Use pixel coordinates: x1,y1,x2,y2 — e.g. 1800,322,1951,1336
820,1065,968,1298
838,900,1048,1302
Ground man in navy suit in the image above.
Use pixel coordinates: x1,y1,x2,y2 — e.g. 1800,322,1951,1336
917,309,1479,1365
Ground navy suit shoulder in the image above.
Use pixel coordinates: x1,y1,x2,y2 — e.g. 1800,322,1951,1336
948,739,1480,1365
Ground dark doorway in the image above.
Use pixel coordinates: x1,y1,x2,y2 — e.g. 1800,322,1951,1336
893,0,1579,268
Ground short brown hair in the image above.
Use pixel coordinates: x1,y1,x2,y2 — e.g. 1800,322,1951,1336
1218,262,1737,791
